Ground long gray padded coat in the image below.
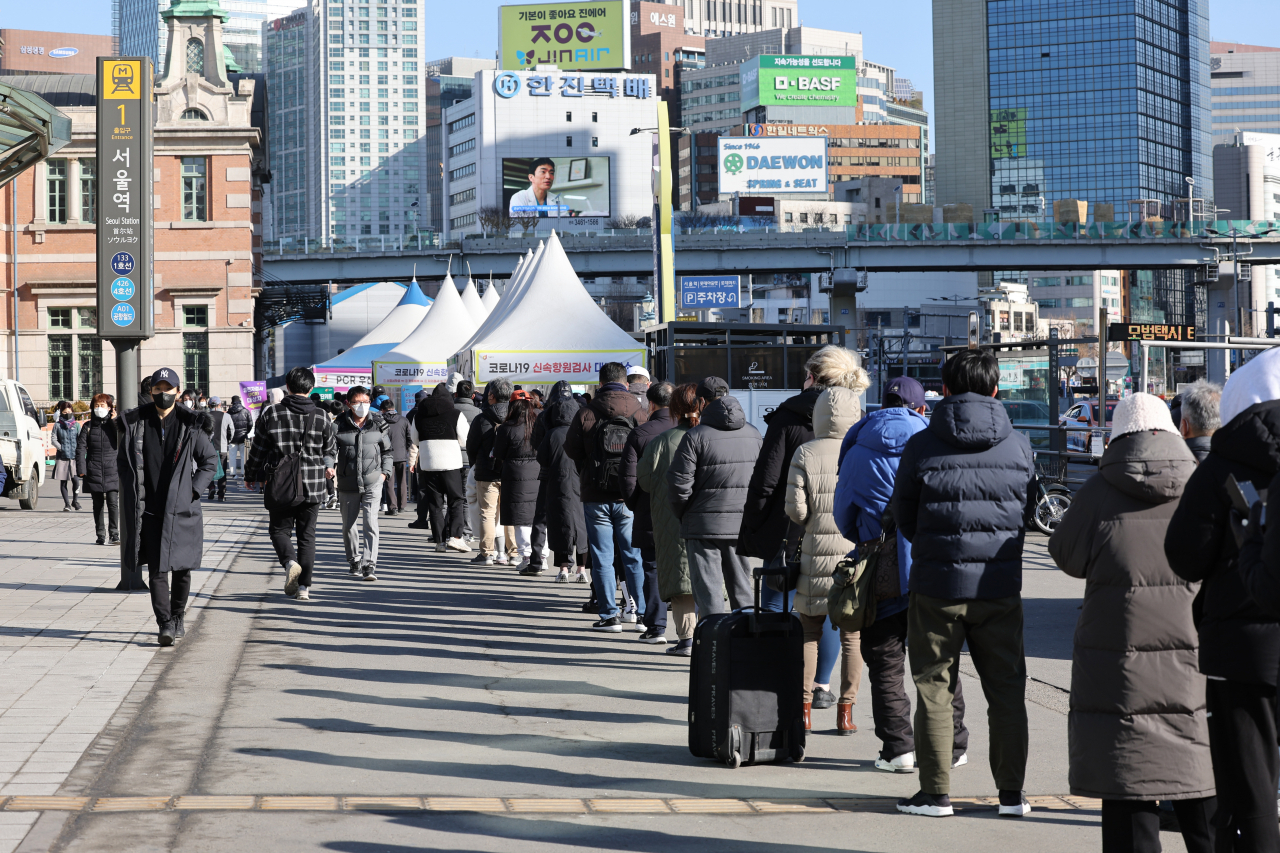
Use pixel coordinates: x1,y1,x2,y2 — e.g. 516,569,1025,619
1048,428,1214,801
666,396,762,540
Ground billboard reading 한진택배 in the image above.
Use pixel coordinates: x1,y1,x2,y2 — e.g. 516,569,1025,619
503,156,611,218
718,137,827,194
499,1,629,71
741,55,858,111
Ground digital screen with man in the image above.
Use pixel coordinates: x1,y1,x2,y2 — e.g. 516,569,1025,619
502,156,610,218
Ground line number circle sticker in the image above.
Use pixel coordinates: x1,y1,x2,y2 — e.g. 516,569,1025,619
110,277,135,300
110,252,135,275
110,303,136,327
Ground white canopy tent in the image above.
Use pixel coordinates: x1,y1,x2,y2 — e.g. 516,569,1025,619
480,278,502,313
373,273,480,387
460,277,487,325
312,280,432,390
452,232,645,385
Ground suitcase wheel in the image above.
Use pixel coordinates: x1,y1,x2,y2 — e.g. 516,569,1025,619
725,750,741,770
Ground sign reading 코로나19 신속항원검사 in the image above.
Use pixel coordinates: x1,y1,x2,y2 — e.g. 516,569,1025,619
96,56,154,339
475,351,647,383
499,1,629,72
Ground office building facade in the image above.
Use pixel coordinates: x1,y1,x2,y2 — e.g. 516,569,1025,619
0,30,115,76
1211,41,1280,141
424,59,495,234
116,0,303,73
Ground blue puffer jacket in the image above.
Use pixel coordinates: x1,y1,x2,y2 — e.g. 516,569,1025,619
892,393,1036,601
835,407,928,618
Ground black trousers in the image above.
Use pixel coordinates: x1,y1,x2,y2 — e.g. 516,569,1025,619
140,514,191,626
861,607,968,762
1206,679,1280,853
209,453,228,499
640,544,666,630
268,501,321,586
382,461,408,511
1101,798,1216,853
90,490,119,542
420,469,465,542
530,480,549,567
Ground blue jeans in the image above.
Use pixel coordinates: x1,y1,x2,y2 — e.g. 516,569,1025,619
585,501,646,621
761,584,839,686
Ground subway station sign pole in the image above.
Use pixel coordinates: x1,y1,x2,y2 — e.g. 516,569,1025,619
95,56,155,591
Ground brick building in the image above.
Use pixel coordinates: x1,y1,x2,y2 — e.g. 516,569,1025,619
0,0,267,404
629,1,705,124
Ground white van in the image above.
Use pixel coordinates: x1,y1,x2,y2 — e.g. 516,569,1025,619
0,378,48,509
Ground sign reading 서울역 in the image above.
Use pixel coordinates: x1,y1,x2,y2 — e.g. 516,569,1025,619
475,350,646,383
499,1,629,71
718,137,827,194
680,276,741,309
1108,323,1197,343
741,55,858,111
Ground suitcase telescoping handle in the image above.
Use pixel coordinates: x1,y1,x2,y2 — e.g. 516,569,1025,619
749,565,791,634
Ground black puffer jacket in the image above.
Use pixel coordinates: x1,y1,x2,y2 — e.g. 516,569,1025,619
1166,399,1280,685
537,384,586,556
76,415,119,493
621,407,675,551
465,382,508,481
380,409,413,463
667,395,762,539
492,419,540,526
737,386,819,558
892,393,1036,600
1238,468,1280,617
227,401,252,444
565,382,648,503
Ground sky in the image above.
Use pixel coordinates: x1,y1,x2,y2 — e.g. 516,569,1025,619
6,0,1276,122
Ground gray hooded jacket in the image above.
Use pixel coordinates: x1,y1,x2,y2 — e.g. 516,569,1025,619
667,395,762,539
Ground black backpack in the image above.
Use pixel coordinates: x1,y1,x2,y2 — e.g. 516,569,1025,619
591,414,636,496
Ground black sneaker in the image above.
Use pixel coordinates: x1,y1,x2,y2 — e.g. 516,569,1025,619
997,790,1031,817
108,537,121,546
896,791,953,817
158,621,176,647
812,686,836,710
639,626,668,645
519,564,545,576
666,639,693,656
407,519,430,530
591,617,623,633
96,539,106,546
581,599,598,613
173,616,185,640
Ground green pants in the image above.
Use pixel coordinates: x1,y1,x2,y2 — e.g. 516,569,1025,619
907,592,1028,795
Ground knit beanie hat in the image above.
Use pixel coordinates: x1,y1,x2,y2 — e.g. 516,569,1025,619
1110,392,1177,437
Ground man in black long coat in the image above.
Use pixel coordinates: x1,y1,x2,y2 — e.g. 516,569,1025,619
117,367,218,646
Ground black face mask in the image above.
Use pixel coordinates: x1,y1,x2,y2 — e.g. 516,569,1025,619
153,391,177,410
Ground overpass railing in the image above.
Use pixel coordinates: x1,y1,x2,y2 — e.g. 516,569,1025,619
848,219,1279,242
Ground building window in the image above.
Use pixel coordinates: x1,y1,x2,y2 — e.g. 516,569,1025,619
49,336,73,401
77,308,96,329
566,111,572,122
183,305,209,327
181,157,207,221
565,135,573,147
47,159,67,224
1069,297,1093,308
592,112,598,122
186,38,204,75
77,336,102,400
183,333,210,393
591,136,599,148
48,308,72,329
79,159,96,223
180,108,209,120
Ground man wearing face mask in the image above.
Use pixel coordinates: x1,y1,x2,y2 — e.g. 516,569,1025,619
335,387,393,580
116,367,219,646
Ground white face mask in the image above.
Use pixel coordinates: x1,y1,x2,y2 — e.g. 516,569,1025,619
93,407,109,418
352,403,371,418
183,400,194,408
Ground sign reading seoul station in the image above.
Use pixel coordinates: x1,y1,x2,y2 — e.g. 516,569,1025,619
95,57,155,339
741,55,857,110
499,1,630,71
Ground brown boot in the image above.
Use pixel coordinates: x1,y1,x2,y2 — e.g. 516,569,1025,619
803,701,812,731
837,701,857,736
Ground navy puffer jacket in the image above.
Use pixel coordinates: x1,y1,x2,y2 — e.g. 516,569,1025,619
892,393,1036,600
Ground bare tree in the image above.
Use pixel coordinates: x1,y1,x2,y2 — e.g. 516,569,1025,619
512,210,539,234
477,206,513,237
604,214,642,229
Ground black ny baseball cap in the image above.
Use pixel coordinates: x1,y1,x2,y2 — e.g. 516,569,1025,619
150,367,180,389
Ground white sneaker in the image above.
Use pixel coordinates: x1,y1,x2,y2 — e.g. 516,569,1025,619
621,610,638,624
514,557,531,572
283,560,302,596
446,537,473,553
555,568,571,583
634,620,647,633
952,753,968,769
296,585,311,601
574,568,589,584
875,751,916,773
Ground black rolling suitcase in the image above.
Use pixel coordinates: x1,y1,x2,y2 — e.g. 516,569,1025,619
688,565,806,768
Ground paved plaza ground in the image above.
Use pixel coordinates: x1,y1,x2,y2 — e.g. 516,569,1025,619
0,479,1193,852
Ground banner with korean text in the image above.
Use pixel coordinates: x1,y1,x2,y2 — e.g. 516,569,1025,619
473,350,646,383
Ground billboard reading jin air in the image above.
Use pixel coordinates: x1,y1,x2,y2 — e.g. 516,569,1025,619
718,137,828,194
499,1,629,71
741,55,858,110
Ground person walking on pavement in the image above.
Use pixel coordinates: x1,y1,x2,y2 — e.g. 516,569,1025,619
335,387,393,581
116,367,218,645
378,398,413,516
536,381,588,584
492,390,543,573
638,383,700,656
410,384,471,552
226,395,253,478
834,376,970,774
891,348,1036,818
566,363,650,633
1048,393,1217,853
205,397,234,502
452,379,482,540
1165,347,1280,853
77,394,120,545
244,367,338,602
51,401,82,511
1175,380,1220,464
622,381,675,644
785,383,867,736
666,377,762,620
468,380,516,565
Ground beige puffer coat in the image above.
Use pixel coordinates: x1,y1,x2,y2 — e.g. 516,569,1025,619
785,387,862,616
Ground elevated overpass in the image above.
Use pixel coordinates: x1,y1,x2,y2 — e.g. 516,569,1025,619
261,220,1280,285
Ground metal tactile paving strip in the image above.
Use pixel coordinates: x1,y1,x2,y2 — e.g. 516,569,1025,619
667,799,758,814
506,799,589,813
586,799,672,813
4,797,90,811
423,797,507,812
91,797,172,812
258,796,340,811
343,797,425,811
172,796,258,810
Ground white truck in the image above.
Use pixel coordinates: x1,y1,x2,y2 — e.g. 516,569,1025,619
0,378,48,509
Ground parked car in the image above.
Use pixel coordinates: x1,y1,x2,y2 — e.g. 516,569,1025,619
1002,399,1052,448
1060,398,1118,453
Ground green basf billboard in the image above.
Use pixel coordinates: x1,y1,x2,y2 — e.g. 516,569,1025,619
499,1,630,71
742,55,858,110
